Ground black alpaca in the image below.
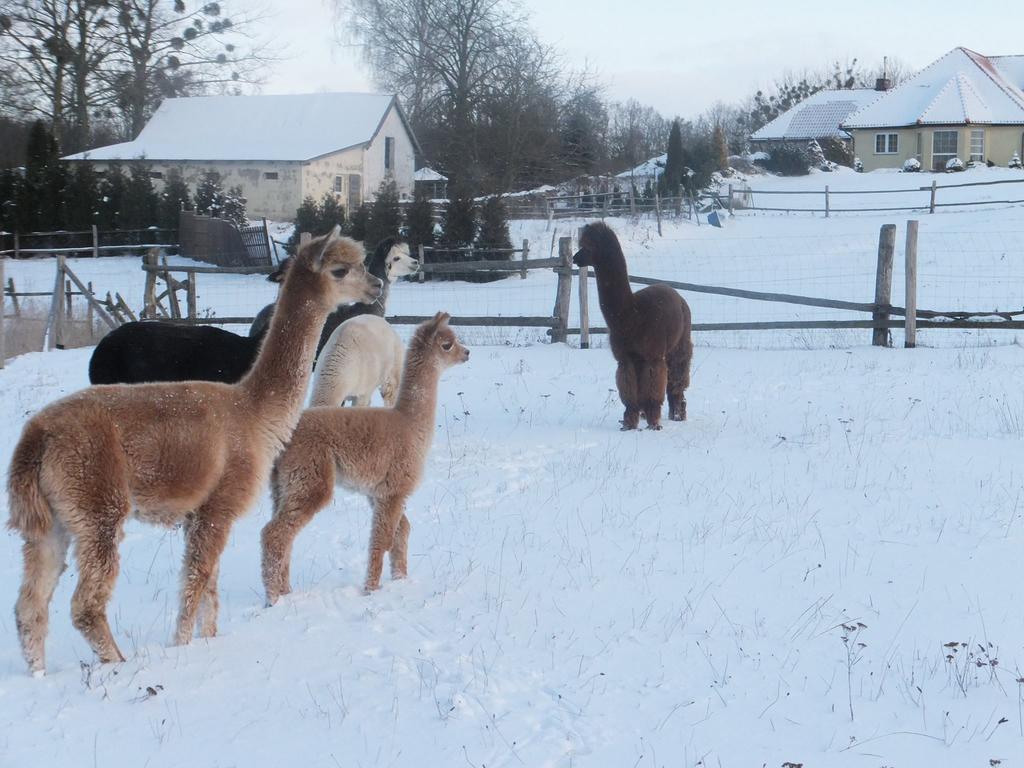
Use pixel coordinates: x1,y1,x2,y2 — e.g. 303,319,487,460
249,237,417,356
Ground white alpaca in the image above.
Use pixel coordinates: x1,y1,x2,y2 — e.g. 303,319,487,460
311,315,405,407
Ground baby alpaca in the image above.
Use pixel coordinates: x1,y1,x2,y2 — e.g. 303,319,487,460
262,312,469,603
310,315,404,407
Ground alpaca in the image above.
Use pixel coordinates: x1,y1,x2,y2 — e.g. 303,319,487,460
249,237,419,357
261,312,469,603
572,222,692,430
310,315,404,407
88,265,288,386
8,227,381,675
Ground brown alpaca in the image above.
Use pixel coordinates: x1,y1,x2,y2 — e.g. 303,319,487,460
573,222,692,430
261,312,469,603
7,227,382,675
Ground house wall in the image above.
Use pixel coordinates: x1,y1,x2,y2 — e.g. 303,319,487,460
83,159,305,221
362,105,416,200
852,126,1024,171
301,146,366,214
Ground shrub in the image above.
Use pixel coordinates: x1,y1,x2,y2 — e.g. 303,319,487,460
902,157,921,172
97,162,128,229
1010,153,1022,170
762,144,811,176
221,186,248,228
945,157,965,172
365,179,402,249
348,203,370,242
819,137,853,168
159,168,192,230
122,163,159,230
405,191,435,252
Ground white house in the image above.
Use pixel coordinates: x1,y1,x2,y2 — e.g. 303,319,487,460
64,92,421,220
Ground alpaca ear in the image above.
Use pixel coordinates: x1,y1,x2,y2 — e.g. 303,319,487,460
311,225,342,271
431,311,451,329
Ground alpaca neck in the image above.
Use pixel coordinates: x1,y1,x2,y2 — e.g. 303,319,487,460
240,270,325,429
394,349,442,424
592,254,634,328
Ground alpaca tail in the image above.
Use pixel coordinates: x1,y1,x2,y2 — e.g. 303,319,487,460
7,421,53,539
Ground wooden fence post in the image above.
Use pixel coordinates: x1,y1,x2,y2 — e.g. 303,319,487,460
872,224,896,347
46,254,66,350
417,244,426,283
551,237,573,344
13,231,19,259
824,185,830,218
578,262,590,349
143,250,158,319
929,180,937,213
65,278,73,321
7,277,19,316
87,281,95,332
904,219,918,348
91,224,99,258
186,271,197,321
654,190,663,237
520,239,529,280
728,184,734,216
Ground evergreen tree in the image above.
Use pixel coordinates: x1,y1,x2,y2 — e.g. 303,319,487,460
221,185,248,228
284,196,321,255
22,120,65,230
194,170,225,218
97,162,128,229
122,163,159,229
405,191,436,252
365,179,402,249
158,168,192,230
661,120,684,197
712,123,729,171
441,186,476,245
348,203,370,242
319,191,346,232
65,162,100,230
476,195,512,258
0,169,18,235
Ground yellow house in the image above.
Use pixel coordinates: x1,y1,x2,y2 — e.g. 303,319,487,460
842,48,1024,172
64,92,421,220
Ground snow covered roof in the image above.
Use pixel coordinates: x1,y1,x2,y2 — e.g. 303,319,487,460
842,48,1024,128
615,154,667,179
414,167,447,181
64,92,419,162
750,89,882,142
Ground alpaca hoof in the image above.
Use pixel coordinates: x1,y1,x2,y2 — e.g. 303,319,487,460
619,423,638,431
363,582,381,595
31,668,46,679
647,423,663,431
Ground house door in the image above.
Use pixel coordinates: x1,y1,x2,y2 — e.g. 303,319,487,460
347,174,361,211
932,130,958,171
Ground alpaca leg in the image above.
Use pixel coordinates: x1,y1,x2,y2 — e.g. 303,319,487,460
616,361,641,430
380,372,400,407
365,496,405,592
15,523,70,675
666,340,692,421
261,463,334,606
70,526,127,665
175,511,232,646
639,360,668,430
198,560,221,639
390,513,411,580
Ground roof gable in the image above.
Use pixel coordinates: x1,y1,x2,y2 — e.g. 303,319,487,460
64,92,417,162
843,48,1024,128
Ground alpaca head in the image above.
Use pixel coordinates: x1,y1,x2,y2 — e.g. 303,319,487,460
415,312,469,367
572,221,623,268
290,226,383,309
384,241,420,282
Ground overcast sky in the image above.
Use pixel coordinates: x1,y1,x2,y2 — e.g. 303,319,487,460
259,0,1024,119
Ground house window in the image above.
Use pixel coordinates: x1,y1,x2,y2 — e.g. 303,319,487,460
264,171,279,180
932,130,959,171
348,174,361,212
333,175,343,193
874,133,898,154
970,129,985,162
384,137,395,171
149,171,163,180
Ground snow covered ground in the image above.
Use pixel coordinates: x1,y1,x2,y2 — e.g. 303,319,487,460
1,168,1024,766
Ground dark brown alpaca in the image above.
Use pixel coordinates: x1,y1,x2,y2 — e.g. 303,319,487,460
7,227,382,675
573,222,692,430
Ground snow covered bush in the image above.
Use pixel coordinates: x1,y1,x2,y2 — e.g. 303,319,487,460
806,139,833,171
1010,153,1022,169
902,157,921,172
194,170,247,227
758,144,810,176
854,157,864,172
945,157,965,172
